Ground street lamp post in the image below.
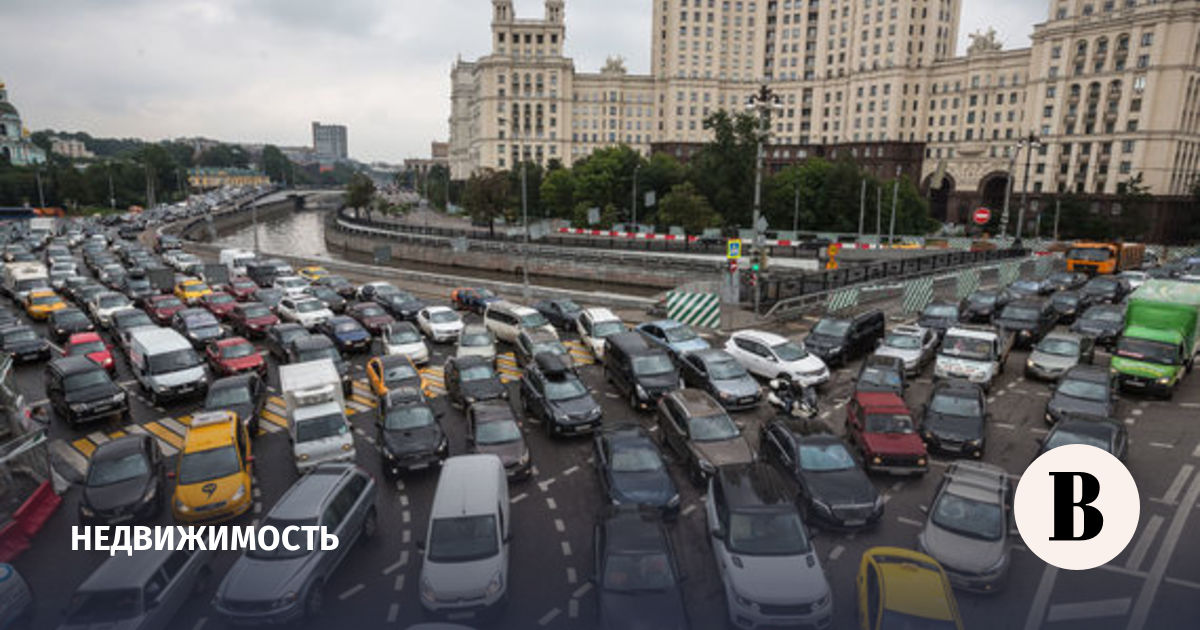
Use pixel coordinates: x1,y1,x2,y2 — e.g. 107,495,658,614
520,159,530,300
631,163,641,232
1000,148,1018,237
746,85,782,316
1015,132,1041,245
792,181,800,234
887,165,901,245
34,168,45,208
106,161,116,210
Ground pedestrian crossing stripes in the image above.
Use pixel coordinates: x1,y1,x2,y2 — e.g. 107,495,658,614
902,276,935,314
826,287,860,313
956,268,981,299
666,290,721,330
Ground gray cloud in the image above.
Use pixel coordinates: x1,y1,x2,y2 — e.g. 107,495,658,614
2,0,1050,162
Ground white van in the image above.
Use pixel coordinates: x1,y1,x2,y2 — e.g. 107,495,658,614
3,262,49,302
483,301,556,345
219,248,256,277
419,454,510,616
127,328,208,404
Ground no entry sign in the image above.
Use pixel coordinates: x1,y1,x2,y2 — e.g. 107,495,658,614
973,207,992,225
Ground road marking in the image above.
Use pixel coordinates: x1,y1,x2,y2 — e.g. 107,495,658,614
538,477,557,492
1159,465,1193,506
395,479,405,491
192,618,207,630
253,502,262,515
572,582,593,599
896,516,923,527
402,530,411,544
566,567,577,584
563,465,579,476
882,494,892,504
1007,382,1018,389
401,510,410,523
1125,418,1136,426
819,411,831,419
386,603,400,623
71,437,97,458
1180,402,1200,409
338,584,365,601
554,518,565,533
891,481,905,492
399,495,409,507
994,422,1016,430
538,608,561,626
561,541,572,556
1124,514,1165,571
394,574,405,592
681,504,698,517
1165,576,1200,591
1048,598,1131,622
1023,565,1060,630
1126,471,1200,630
1030,427,1048,435
987,397,997,403
142,422,184,449
1132,408,1144,416
829,545,845,561
1149,442,1174,449
511,492,527,504
1192,442,1200,458
382,551,409,576
546,497,557,510
568,599,579,619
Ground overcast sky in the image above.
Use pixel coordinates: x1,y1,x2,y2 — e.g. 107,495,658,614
3,0,1047,163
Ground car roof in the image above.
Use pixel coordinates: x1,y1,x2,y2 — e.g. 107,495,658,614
383,387,426,407
603,423,652,445
432,455,504,517
943,326,995,340
864,354,904,369
669,388,725,415
183,412,238,452
377,354,414,368
1040,331,1082,343
716,463,795,510
931,379,982,397
581,307,618,322
51,355,104,375
270,465,357,520
732,329,786,345
1055,417,1121,437
687,348,735,363
1062,364,1110,382
603,509,670,554
854,391,910,411
471,400,516,423
78,548,181,590
521,328,559,343
210,373,257,389
890,324,926,336
869,548,956,621
941,461,1008,504
646,319,684,329
450,354,490,368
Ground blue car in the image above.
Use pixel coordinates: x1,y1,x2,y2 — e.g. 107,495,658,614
317,315,372,353
635,319,710,360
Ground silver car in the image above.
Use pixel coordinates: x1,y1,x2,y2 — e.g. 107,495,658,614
917,461,1012,593
59,548,213,630
1025,331,1094,381
213,464,378,624
874,324,938,376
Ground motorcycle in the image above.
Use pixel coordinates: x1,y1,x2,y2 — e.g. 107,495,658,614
766,377,819,419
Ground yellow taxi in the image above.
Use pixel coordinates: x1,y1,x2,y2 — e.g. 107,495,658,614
297,266,330,281
175,279,213,305
366,354,424,397
24,289,67,320
856,547,964,630
171,410,254,523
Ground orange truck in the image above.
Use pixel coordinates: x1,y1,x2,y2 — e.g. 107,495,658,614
1065,241,1145,275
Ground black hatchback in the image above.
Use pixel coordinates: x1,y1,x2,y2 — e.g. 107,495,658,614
520,353,603,437
0,325,51,363
376,387,447,477
919,380,988,458
49,307,96,343
79,435,165,525
46,356,128,425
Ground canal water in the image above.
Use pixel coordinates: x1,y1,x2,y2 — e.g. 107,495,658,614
216,210,661,297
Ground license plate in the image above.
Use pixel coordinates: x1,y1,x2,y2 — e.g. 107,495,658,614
844,519,866,527
1126,380,1145,388
20,353,39,361
408,462,429,471
110,514,134,524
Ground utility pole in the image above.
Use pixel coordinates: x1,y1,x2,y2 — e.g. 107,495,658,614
746,84,782,317
1053,197,1061,241
875,184,882,241
252,198,260,254
107,161,116,210
631,163,640,232
1016,131,1041,245
792,181,800,234
887,165,901,245
520,160,530,300
34,168,45,208
858,178,866,237
1001,147,1018,237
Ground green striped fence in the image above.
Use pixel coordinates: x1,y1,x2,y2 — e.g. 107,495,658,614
999,261,1021,286
956,269,981,299
826,287,861,313
902,277,935,314
666,290,721,329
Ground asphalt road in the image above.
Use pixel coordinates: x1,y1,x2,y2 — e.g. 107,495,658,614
10,256,1200,630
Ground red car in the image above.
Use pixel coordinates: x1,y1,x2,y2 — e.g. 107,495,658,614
228,276,258,301
201,291,238,320
65,332,115,374
347,302,395,335
206,337,266,377
145,294,186,325
844,391,928,476
228,302,279,338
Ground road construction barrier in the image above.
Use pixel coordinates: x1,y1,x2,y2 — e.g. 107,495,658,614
667,290,721,329
902,276,935,314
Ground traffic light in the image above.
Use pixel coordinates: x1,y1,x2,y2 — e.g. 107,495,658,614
728,258,739,274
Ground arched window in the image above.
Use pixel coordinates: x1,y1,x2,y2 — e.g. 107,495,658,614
1075,40,1088,56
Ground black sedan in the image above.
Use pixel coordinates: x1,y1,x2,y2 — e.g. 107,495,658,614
1046,271,1089,292
854,355,906,396
375,290,425,320
917,300,964,338
0,325,50,363
534,298,583,330
1071,304,1126,349
204,373,265,436
304,285,346,314
593,424,680,518
961,289,1013,323
594,508,689,630
678,349,761,411
443,355,508,407
171,308,225,349
376,387,448,477
1008,279,1052,298
314,274,357,299
79,436,165,525
49,307,95,343
316,315,371,354
520,354,602,437
1037,417,1127,460
1081,276,1132,305
919,381,988,458
263,323,309,361
1044,365,1116,425
758,418,882,530
1049,291,1084,324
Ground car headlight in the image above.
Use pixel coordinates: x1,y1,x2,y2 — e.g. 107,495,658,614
815,592,831,608
718,390,732,400
79,504,95,517
811,498,832,514
142,485,157,503
70,402,89,412
733,590,754,608
437,438,448,453
274,592,299,608
1026,359,1035,368
917,457,927,466
967,438,983,447
231,484,246,502
635,384,648,398
485,571,504,597
667,493,681,507
465,396,477,404
983,554,1009,576
518,452,530,466
174,498,190,513
873,494,885,510
383,449,396,460
678,378,686,389
112,392,126,403
698,459,716,474
298,453,310,461
872,456,882,465
421,577,436,603
342,443,353,452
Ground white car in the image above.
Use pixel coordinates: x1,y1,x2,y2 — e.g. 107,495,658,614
381,323,430,365
724,330,829,387
416,306,464,343
272,275,310,298
277,296,333,329
576,307,626,361
456,324,497,363
89,291,133,328
1117,270,1147,291
874,324,938,376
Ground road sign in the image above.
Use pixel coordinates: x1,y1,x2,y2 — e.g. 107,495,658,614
728,258,739,273
726,239,743,260
973,207,992,225
587,207,600,225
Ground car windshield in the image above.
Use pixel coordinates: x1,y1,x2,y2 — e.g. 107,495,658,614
865,414,915,434
940,335,992,360
520,312,550,328
428,515,498,563
1036,338,1079,357
429,310,458,323
545,377,587,401
387,327,421,344
771,340,808,361
1057,378,1109,401
460,365,495,381
967,293,997,305
279,278,306,288
147,349,200,373
923,305,959,318
1046,425,1111,451
663,325,698,342
87,452,148,486
727,510,810,556
70,340,106,355
275,328,306,346
930,393,981,417
689,413,740,442
221,343,255,359
233,280,256,290
1084,309,1123,323
359,305,386,318
65,370,110,390
5,329,38,343
384,405,436,430
98,295,129,308
860,367,902,388
296,300,323,313
878,610,960,629
884,333,922,349
116,313,153,328
533,340,566,356
31,294,60,305
632,354,674,377
187,283,210,293
242,305,271,319
247,518,318,560
1085,278,1118,292
56,311,90,325
1068,247,1112,261
65,590,142,624
207,385,252,408
184,313,217,328
177,445,240,485
461,331,492,347
1011,281,1040,293
157,297,183,309
798,442,856,472
335,322,362,334
812,319,850,336
1116,337,1178,366
384,365,418,381
476,420,522,444
1049,273,1078,284
707,358,747,380
1052,294,1079,306
604,551,675,592
208,294,234,304
295,413,348,442
592,320,624,337
931,492,1004,541
1000,306,1039,321
611,445,663,472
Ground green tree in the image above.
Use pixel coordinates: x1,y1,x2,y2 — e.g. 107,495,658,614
345,172,376,218
570,145,644,222
507,161,544,219
425,164,451,210
463,168,511,237
261,145,290,184
540,168,576,219
657,182,721,233
197,144,249,168
688,110,759,228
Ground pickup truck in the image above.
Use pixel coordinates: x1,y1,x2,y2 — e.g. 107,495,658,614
934,325,1014,392
280,359,355,474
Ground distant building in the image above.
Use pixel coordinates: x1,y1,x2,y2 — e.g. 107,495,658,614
188,167,270,190
280,145,317,166
311,122,348,163
404,140,451,178
49,136,93,159
0,80,46,166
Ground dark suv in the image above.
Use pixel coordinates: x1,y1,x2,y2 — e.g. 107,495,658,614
994,299,1057,348
286,335,352,394
377,387,447,477
804,310,885,366
520,353,602,437
46,356,128,425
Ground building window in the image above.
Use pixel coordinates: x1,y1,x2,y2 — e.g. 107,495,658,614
1122,140,1135,153
1119,161,1132,174
1141,32,1153,47
1136,55,1149,68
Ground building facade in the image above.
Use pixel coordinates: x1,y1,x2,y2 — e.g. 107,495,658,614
404,140,452,177
311,121,349,163
48,136,93,160
188,167,270,191
0,81,46,167
450,0,1200,225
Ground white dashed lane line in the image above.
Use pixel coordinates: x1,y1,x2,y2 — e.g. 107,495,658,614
386,603,400,623
511,492,528,504
338,584,365,601
897,516,923,527
538,608,561,626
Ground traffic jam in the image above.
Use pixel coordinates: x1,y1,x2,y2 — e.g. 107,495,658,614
1,205,1199,630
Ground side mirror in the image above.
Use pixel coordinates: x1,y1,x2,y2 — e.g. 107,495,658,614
166,471,176,479
503,532,513,543
734,420,747,431
245,455,255,464
710,527,724,540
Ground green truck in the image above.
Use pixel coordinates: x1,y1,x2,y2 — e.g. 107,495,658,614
1111,280,1200,398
